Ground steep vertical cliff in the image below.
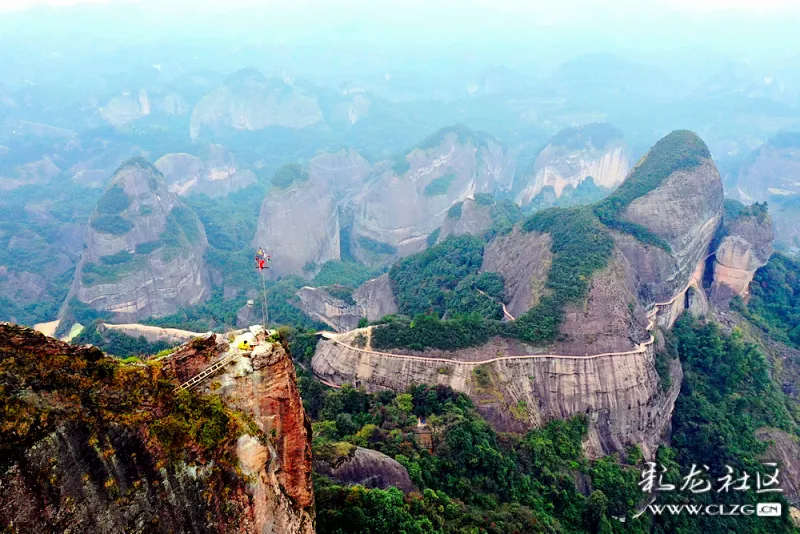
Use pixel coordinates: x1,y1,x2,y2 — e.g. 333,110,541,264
252,164,340,278
251,151,371,279
71,158,211,322
0,323,314,534
514,123,629,207
155,145,256,198
349,126,513,264
599,130,724,302
710,200,774,304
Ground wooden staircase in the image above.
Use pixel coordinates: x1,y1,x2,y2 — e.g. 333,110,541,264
174,352,245,392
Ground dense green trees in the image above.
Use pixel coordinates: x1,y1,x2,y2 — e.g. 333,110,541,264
72,322,174,358
272,163,309,188
512,206,614,343
90,215,133,236
423,174,456,196
650,316,796,533
389,235,485,318
95,184,131,215
740,253,800,348
301,374,648,533
305,311,800,533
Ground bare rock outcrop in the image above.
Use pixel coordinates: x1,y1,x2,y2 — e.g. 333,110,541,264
515,123,629,207
186,339,315,534
314,443,415,494
711,201,774,304
312,131,731,458
295,286,362,332
756,428,800,509
155,145,255,197
249,150,372,279
252,172,340,278
71,158,211,322
612,135,724,302
190,68,323,140
481,228,553,318
437,197,493,242
352,274,398,322
350,126,513,264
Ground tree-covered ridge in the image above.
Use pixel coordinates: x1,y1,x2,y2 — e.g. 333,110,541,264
513,206,615,343
740,253,800,348
271,162,309,189
0,325,256,502
474,193,524,240
95,184,131,215
593,129,710,251
375,209,615,350
723,198,769,223
388,235,486,318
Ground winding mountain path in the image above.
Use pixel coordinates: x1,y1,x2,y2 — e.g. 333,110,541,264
317,281,694,367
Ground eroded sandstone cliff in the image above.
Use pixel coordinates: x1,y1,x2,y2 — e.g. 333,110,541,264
710,202,774,304
312,131,727,457
190,69,323,140
613,146,724,303
155,145,255,198
0,323,314,534
295,286,362,332
514,124,629,207
349,126,513,264
352,274,398,322
312,327,682,459
70,158,211,322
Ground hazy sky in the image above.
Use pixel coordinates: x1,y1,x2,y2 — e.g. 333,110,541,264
2,0,800,15
0,0,795,88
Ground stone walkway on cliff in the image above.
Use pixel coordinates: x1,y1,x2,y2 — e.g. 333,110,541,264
315,280,695,368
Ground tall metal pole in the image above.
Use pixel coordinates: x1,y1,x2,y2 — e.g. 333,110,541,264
259,268,269,330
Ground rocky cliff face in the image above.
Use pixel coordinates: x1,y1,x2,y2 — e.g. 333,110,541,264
155,145,255,198
349,127,512,264
437,197,494,242
190,69,323,140
312,327,682,459
71,158,211,322
480,228,553,318
176,335,315,534
614,155,724,303
0,323,313,534
726,136,800,252
251,151,371,279
711,202,774,304
352,274,398,322
295,286,362,332
515,124,629,207
100,89,189,127
252,174,340,279
757,428,800,509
